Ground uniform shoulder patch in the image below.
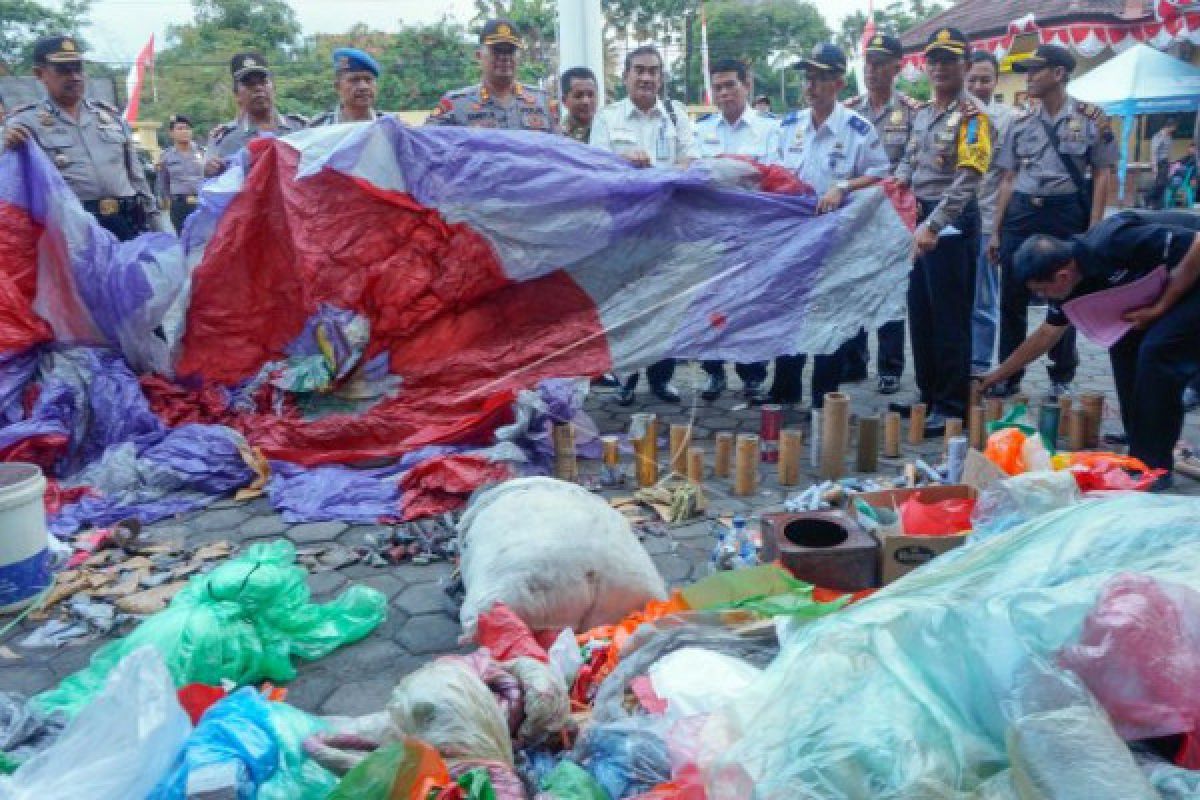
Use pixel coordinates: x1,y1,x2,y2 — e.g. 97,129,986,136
847,113,871,136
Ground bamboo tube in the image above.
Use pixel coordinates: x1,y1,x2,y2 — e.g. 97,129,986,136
969,380,983,410
631,413,658,488
985,396,1004,424
1068,408,1089,451
856,415,880,474
669,424,691,475
714,432,734,478
944,417,963,456
686,447,704,484
552,423,577,481
778,428,803,486
1059,393,1074,420
969,405,986,450
883,412,902,458
819,393,850,480
1080,392,1104,448
601,435,619,467
908,403,927,445
734,434,760,496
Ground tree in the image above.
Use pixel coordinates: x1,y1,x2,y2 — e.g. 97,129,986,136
190,0,302,52
0,0,91,73
837,0,949,53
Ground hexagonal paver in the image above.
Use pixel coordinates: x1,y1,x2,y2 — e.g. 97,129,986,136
390,562,453,585
640,535,675,556
288,521,349,545
141,523,191,543
393,583,452,616
396,613,462,655
191,507,251,533
309,636,408,674
357,573,407,601
281,668,338,712
307,570,348,597
0,666,56,696
320,677,396,717
240,515,289,538
339,525,394,548
653,553,693,584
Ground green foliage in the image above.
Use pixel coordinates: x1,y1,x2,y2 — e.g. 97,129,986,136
0,0,91,72
838,0,948,51
191,0,301,51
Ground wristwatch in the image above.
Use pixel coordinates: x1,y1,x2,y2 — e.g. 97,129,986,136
835,179,850,192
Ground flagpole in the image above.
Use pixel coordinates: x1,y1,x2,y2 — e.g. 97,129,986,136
150,34,157,104
700,2,712,106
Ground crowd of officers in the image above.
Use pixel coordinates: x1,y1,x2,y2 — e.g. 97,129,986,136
3,24,1198,484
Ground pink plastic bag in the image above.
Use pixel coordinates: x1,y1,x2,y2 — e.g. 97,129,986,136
1059,573,1200,742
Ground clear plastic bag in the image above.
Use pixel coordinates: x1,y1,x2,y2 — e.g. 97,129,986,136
970,471,1082,542
573,717,672,799
34,540,387,716
458,478,667,639
0,647,192,800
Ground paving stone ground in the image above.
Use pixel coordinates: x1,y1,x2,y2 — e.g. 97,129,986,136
2,331,1198,717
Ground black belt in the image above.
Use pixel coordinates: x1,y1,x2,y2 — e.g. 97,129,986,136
1012,192,1082,209
171,194,199,206
916,197,979,221
82,196,138,216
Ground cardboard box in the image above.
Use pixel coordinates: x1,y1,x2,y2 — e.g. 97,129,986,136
851,485,977,585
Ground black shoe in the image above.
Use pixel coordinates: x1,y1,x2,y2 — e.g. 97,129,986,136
701,374,726,402
651,383,682,403
878,375,900,395
743,380,766,404
887,402,912,419
1102,431,1129,446
986,381,1018,399
923,412,948,436
592,372,621,389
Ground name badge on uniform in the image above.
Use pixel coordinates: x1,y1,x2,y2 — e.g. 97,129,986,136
890,110,905,125
656,120,671,160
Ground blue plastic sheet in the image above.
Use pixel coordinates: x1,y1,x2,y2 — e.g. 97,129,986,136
703,494,1200,798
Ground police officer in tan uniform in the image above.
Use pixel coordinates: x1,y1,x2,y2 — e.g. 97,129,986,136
156,114,205,232
894,27,994,434
426,19,559,133
205,53,307,176
3,35,164,240
843,32,919,394
987,44,1117,399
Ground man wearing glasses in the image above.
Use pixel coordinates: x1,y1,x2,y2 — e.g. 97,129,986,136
3,35,165,239
426,18,558,133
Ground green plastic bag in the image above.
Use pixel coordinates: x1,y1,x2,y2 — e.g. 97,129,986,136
259,701,338,800
33,540,387,716
682,564,847,619
454,767,499,799
328,742,407,800
539,761,611,800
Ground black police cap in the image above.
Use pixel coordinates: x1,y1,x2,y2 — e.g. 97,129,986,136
231,52,271,82
33,35,84,65
924,27,970,58
865,33,904,60
480,19,522,48
1013,44,1077,74
794,42,847,74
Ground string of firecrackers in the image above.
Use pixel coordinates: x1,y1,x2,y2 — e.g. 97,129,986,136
899,12,1200,80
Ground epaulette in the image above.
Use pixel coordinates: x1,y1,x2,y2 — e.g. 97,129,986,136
210,123,234,144
283,113,309,127
844,94,865,109
847,113,871,136
90,99,119,114
519,83,547,96
308,111,333,126
696,111,714,122
8,103,36,115
1076,101,1104,121
781,111,800,126
446,86,474,98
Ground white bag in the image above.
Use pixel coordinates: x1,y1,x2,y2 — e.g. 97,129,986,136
0,647,191,800
457,477,667,638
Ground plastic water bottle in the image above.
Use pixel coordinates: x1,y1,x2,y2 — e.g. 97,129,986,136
732,515,758,568
709,522,729,574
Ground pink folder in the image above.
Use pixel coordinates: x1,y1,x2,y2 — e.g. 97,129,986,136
1062,265,1169,349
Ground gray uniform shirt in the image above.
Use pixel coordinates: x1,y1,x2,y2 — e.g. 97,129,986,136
425,84,559,133
1152,129,1173,164
977,101,1016,234
895,92,994,233
994,96,1118,197
844,91,919,171
156,144,205,199
308,108,379,127
6,98,153,203
211,112,308,160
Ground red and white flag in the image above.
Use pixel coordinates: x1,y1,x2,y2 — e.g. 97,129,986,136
123,34,155,124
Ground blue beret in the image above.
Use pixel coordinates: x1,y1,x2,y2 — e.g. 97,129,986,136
332,48,379,77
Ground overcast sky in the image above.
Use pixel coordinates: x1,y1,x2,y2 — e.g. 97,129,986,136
64,0,874,63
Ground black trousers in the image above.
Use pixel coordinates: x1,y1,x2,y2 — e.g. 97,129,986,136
909,200,978,418
702,360,767,384
624,359,676,390
1151,159,1170,209
997,194,1082,386
170,195,199,233
844,319,905,379
769,352,843,409
88,209,142,242
1109,285,1200,471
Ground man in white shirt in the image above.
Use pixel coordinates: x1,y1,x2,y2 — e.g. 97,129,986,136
767,42,890,410
591,45,698,405
693,57,779,403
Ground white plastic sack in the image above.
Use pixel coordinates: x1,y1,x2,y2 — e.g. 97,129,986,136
648,648,762,720
457,477,667,637
0,646,191,800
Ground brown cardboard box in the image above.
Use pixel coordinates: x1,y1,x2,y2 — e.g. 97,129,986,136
851,485,977,585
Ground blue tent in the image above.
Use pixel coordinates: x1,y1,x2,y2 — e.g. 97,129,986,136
1069,44,1200,199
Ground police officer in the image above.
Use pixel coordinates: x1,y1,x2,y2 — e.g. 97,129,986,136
309,48,380,126
843,32,920,395
3,35,164,240
987,44,1116,400
767,43,890,410
981,212,1200,487
560,66,598,143
156,114,205,232
894,27,994,435
427,19,559,133
206,53,307,177
591,44,697,405
694,57,779,404
1150,119,1177,209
